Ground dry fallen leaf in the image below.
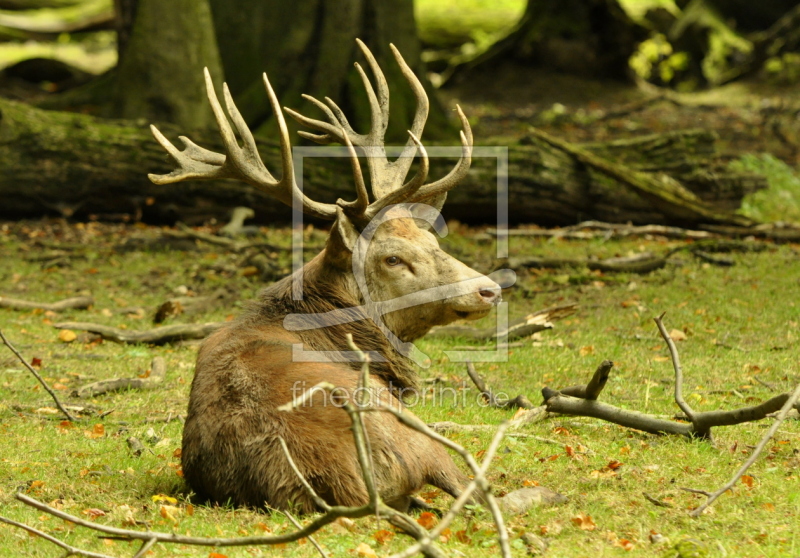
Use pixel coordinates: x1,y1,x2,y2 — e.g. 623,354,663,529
571,513,596,531
417,511,437,529
741,474,754,488
373,529,395,545
84,423,105,439
160,505,181,524
151,494,178,504
58,329,77,343
669,329,687,341
355,542,378,558
82,508,106,520
579,345,595,356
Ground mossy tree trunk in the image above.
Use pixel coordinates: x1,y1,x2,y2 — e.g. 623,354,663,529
208,0,451,141
0,98,762,226
457,0,646,81
110,0,223,129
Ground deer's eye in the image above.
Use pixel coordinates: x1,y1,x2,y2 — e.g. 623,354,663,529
385,256,401,266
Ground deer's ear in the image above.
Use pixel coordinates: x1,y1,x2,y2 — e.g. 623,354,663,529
324,210,359,268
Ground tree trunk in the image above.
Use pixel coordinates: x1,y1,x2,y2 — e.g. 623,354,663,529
110,0,223,128
208,0,451,141
454,0,647,83
0,98,763,226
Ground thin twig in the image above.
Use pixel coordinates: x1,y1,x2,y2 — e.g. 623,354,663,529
131,537,158,558
0,513,113,558
0,329,78,421
278,436,331,511
284,511,329,558
654,313,696,422
465,361,533,409
689,381,800,517
643,492,673,508
679,487,711,497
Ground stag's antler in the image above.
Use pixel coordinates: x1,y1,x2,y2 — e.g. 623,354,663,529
285,39,473,220
148,40,473,223
148,69,339,220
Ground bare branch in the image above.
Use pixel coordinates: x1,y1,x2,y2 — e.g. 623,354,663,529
284,511,329,558
689,381,800,517
53,321,222,345
465,361,533,409
0,295,94,312
654,312,696,422
0,329,78,421
0,513,113,558
278,436,331,512
558,360,613,400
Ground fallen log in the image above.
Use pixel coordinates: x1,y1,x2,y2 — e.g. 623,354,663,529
0,98,764,226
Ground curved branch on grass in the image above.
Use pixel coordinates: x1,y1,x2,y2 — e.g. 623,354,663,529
542,316,800,441
689,381,800,517
0,329,78,421
0,295,93,312
54,321,223,344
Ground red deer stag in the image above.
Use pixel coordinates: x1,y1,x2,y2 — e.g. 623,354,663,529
148,40,502,512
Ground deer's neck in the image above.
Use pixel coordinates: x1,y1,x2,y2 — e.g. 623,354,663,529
246,251,417,390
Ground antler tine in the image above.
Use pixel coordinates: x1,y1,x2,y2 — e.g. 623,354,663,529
387,42,429,160
337,129,370,214
364,131,429,220
148,68,337,220
408,105,473,203
262,73,338,219
354,38,390,139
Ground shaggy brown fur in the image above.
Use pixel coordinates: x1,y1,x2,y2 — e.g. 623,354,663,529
182,218,498,512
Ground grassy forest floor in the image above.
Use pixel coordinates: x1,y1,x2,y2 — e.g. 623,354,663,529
3,1,800,557
1,216,799,558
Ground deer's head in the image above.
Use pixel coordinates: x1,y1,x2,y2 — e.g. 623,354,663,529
149,40,502,348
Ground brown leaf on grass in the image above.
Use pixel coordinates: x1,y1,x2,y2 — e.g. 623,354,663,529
57,421,73,431
552,426,570,436
160,505,180,524
417,511,438,529
571,513,596,531
373,529,395,545
355,542,378,558
27,480,44,492
82,508,106,520
523,479,539,487
565,445,575,458
579,345,595,356
454,530,472,544
439,528,452,543
208,553,228,558
84,423,105,439
669,329,687,341
254,521,269,532
58,329,77,343
30,357,42,368
614,538,635,551
741,474,754,488
607,460,623,470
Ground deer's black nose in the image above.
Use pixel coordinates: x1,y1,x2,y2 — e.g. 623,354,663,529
479,284,502,305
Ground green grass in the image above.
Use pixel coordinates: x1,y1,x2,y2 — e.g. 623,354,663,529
733,154,800,224
1,221,799,557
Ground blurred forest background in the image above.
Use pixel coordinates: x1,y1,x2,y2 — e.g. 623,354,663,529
1,0,800,227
